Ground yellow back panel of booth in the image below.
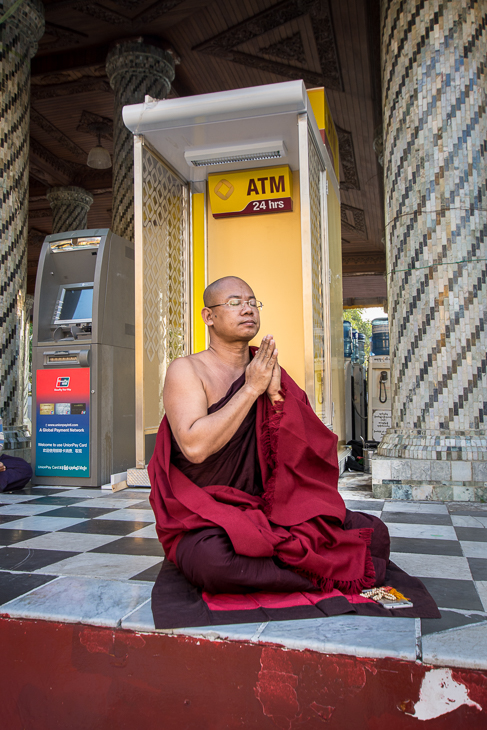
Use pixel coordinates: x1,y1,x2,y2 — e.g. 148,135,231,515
192,192,207,354
206,170,305,389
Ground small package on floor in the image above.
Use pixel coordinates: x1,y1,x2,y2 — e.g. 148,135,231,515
360,586,413,609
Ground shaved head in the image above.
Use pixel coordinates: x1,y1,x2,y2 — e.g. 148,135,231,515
203,276,251,307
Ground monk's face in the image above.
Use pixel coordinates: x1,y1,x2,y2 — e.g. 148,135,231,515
204,278,261,342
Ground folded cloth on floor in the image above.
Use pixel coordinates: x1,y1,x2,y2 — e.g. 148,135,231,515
151,555,440,629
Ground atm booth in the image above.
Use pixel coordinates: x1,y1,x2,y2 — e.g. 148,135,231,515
31,229,135,486
122,80,346,484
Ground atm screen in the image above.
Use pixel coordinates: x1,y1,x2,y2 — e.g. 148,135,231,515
55,286,94,324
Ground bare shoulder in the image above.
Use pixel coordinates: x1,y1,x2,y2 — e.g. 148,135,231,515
165,351,208,381
164,354,209,432
164,353,212,400
165,354,201,388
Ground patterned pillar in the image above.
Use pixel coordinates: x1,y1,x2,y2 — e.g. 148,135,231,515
106,39,175,241
373,0,487,501
23,294,34,429
0,0,44,427
46,186,94,233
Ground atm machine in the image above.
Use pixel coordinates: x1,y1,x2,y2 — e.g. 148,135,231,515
31,229,135,487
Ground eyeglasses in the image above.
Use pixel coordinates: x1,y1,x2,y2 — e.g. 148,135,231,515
208,298,263,310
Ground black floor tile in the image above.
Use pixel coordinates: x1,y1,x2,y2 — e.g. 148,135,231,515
130,561,164,582
26,496,88,506
383,512,452,526
0,571,57,605
0,529,48,546
390,536,463,556
344,500,384,511
0,547,78,572
0,515,27,526
90,536,164,557
58,519,149,536
41,506,115,519
419,577,484,611
421,610,487,636
468,557,487,581
127,503,153,511
454,526,487,542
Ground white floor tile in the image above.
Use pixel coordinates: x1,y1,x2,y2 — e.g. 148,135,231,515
259,615,417,661
387,523,457,540
475,582,487,611
460,541,487,559
390,552,472,580
451,515,487,528
35,552,162,580
72,498,144,509
0,494,39,503
2,575,151,628
422,623,487,670
52,489,106,498
0,504,62,516
383,502,449,514
94,509,155,522
0,515,88,531
11,532,121,552
121,599,156,631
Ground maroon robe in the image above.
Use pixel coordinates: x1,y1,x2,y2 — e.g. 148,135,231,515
149,356,389,594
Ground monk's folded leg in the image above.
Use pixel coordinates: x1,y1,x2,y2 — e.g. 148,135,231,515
176,526,315,595
343,508,390,586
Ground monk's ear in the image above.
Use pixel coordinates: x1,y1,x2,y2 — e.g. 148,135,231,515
201,307,214,326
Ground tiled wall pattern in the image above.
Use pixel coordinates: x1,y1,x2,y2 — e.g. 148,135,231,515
376,0,487,499
309,129,326,421
46,186,94,234
0,0,44,426
141,144,188,429
106,40,175,242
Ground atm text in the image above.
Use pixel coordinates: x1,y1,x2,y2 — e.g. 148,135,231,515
247,176,285,196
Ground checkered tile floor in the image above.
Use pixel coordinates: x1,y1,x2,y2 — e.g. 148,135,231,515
0,483,486,667
0,486,162,601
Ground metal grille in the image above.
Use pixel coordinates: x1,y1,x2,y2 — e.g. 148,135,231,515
308,131,326,420
142,145,188,424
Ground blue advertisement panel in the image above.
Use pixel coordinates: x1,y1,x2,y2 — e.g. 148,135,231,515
35,368,90,477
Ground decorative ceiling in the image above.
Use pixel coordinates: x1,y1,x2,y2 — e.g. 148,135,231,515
28,0,386,304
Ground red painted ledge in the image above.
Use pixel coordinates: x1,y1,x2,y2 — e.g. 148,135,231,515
1,616,486,729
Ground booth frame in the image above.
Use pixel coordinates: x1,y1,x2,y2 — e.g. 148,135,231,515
126,81,344,471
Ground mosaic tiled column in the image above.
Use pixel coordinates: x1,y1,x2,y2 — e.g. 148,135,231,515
373,0,487,501
46,186,94,233
23,294,34,429
0,0,44,428
106,39,175,241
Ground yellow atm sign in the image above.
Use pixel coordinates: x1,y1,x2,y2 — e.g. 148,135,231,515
208,165,293,218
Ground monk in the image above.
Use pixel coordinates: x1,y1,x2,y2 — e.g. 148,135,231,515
149,276,390,596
